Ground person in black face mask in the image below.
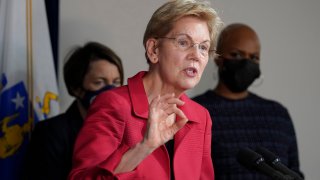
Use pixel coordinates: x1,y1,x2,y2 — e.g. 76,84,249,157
218,58,261,93
22,42,124,180
193,23,303,179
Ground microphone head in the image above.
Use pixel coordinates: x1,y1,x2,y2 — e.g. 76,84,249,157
256,146,281,164
256,146,302,180
236,147,265,170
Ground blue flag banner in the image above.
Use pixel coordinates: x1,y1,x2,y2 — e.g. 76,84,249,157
0,0,60,179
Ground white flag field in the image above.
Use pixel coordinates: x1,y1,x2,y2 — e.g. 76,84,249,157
0,0,60,179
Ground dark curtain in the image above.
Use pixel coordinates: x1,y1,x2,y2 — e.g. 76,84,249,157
45,0,59,79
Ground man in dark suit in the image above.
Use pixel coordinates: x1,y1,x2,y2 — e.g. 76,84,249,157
193,23,303,179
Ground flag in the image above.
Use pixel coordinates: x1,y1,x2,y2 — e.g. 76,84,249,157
0,0,60,179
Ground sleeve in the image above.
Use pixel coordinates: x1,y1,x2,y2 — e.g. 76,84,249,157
200,109,215,179
68,92,131,180
285,111,304,178
22,121,66,180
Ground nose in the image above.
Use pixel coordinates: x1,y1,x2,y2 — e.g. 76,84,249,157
190,43,200,51
243,54,251,60
241,52,258,60
188,44,202,59
189,44,202,61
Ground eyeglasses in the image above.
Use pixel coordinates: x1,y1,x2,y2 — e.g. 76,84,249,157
156,34,214,57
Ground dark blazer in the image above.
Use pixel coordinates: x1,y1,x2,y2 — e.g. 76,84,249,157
22,101,83,180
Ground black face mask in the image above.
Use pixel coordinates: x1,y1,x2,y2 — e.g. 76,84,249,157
218,58,261,93
80,84,115,109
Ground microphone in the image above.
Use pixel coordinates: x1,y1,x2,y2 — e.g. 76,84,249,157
237,147,294,180
256,146,303,180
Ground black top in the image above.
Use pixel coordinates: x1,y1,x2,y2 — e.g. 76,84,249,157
193,90,303,180
166,139,175,180
22,101,83,180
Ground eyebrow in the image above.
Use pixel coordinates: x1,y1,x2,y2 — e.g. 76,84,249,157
230,49,260,58
231,48,259,54
92,77,111,81
175,33,210,43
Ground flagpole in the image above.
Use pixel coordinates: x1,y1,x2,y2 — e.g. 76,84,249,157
26,0,34,130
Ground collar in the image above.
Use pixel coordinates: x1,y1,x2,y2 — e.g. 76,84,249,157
128,71,149,119
128,71,200,123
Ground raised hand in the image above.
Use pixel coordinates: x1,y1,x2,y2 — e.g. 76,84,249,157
142,93,188,151
114,93,189,174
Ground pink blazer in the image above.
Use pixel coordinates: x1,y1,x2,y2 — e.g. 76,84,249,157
69,71,214,180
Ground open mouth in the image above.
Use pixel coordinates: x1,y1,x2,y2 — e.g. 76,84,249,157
184,67,198,77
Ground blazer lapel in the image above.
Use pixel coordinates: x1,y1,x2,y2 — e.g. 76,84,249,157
174,94,200,147
128,71,149,119
173,94,205,179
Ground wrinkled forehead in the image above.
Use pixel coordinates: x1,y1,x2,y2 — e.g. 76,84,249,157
169,16,211,41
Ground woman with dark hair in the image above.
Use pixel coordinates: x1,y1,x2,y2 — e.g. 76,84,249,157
23,42,124,180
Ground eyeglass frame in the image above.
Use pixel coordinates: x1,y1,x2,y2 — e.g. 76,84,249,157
155,34,216,57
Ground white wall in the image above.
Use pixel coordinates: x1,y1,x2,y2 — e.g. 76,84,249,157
59,0,320,179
